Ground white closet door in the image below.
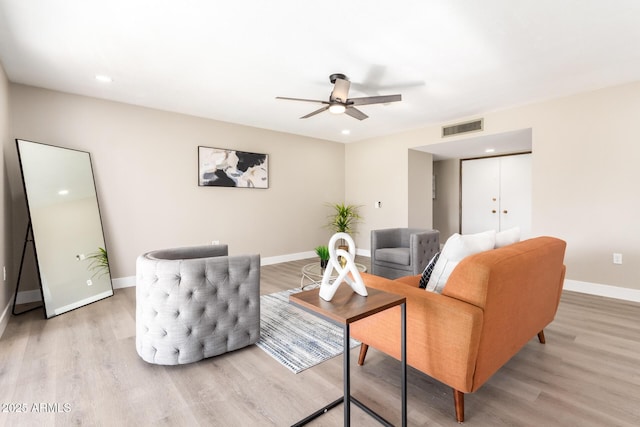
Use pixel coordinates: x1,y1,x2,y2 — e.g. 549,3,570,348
499,153,532,238
461,157,500,234
461,153,531,236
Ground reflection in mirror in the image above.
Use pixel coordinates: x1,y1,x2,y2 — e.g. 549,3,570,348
16,139,113,318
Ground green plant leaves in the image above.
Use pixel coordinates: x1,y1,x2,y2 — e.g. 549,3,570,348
326,202,362,234
315,245,330,260
87,247,110,278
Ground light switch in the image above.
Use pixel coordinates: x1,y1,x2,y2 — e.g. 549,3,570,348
613,253,623,264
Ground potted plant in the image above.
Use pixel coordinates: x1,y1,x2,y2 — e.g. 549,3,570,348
315,245,330,269
87,247,110,278
326,203,362,266
326,202,362,236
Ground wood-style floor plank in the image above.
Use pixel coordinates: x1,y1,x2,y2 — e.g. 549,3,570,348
1,257,639,426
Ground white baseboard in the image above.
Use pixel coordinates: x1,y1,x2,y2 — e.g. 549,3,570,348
261,251,316,266
357,248,371,258
0,297,13,339
112,276,135,289
13,257,637,306
563,279,640,303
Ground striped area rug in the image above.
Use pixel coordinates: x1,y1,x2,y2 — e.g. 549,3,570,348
256,287,360,374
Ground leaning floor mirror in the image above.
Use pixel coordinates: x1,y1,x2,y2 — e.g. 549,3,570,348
16,139,113,318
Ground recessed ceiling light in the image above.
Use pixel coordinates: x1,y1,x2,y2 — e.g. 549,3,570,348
485,148,495,153
58,189,69,195
341,130,351,135
95,75,113,83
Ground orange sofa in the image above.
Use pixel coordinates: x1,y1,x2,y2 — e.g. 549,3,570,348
351,236,567,422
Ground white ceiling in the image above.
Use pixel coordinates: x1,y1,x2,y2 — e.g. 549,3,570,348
1,0,640,145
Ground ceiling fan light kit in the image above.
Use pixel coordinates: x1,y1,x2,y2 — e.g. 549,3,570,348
328,104,346,114
277,73,401,120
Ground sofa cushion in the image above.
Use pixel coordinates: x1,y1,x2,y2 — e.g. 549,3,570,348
419,252,440,289
426,230,496,293
495,227,520,248
375,247,410,265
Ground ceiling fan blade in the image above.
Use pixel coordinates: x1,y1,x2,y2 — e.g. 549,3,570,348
344,107,368,121
348,94,402,106
330,78,351,103
301,105,330,119
276,96,329,104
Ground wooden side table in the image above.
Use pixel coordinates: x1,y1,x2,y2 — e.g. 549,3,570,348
289,286,406,427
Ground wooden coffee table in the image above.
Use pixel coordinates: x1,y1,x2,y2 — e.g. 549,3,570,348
289,286,406,427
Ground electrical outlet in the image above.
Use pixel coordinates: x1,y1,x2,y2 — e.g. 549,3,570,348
87,279,93,286
613,253,623,265
212,240,220,245
375,201,382,209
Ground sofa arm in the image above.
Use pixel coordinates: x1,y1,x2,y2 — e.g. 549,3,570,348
351,273,483,393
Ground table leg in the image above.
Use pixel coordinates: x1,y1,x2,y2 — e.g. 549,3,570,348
402,302,407,427
344,322,351,426
289,292,402,427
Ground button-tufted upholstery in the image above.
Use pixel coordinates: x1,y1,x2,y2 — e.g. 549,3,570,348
371,228,440,279
136,244,260,365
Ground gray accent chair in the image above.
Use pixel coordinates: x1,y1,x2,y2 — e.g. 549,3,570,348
136,244,260,365
371,228,440,279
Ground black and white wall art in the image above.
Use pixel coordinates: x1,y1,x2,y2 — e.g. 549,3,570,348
198,146,269,188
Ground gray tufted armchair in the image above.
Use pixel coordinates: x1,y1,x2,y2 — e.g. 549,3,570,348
371,228,440,279
136,244,260,365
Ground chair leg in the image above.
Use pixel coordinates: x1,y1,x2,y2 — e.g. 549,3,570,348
453,389,464,423
357,344,369,366
537,330,546,344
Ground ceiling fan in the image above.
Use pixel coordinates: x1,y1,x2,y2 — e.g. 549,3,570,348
276,73,402,120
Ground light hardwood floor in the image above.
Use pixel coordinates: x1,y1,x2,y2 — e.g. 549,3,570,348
1,257,639,426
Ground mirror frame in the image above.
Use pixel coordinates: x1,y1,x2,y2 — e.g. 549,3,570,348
16,139,114,318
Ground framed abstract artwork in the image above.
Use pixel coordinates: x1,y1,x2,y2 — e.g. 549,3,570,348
198,146,269,188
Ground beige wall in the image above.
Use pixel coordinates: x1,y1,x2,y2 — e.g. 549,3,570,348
433,159,460,240
407,149,433,230
4,78,639,301
7,84,345,283
345,128,439,250
347,81,640,292
0,61,12,335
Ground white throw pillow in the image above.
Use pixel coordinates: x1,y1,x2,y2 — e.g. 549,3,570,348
495,227,521,248
426,230,496,293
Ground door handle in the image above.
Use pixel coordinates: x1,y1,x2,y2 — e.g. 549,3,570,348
492,210,496,213
503,210,508,214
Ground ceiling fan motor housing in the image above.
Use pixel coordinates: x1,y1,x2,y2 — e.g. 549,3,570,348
329,73,348,84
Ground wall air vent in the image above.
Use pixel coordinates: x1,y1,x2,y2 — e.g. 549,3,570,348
442,119,483,137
